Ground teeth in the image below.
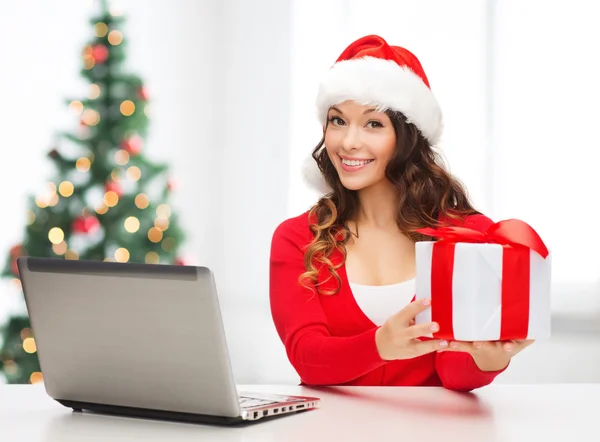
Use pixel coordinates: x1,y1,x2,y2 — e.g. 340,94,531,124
342,158,373,166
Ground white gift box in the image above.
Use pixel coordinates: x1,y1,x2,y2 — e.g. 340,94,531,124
414,241,552,341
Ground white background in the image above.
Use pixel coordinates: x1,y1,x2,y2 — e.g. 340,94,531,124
1,0,599,385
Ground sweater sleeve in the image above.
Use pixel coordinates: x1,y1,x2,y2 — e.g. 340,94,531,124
435,351,509,392
269,219,386,385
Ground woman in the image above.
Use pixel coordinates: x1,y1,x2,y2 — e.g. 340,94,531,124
269,35,532,391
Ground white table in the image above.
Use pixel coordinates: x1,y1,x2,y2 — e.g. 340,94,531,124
0,383,596,441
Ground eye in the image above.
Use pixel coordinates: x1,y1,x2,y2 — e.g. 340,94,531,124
328,116,345,126
367,120,383,128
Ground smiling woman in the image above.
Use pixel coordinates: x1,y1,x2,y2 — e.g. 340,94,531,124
269,34,527,390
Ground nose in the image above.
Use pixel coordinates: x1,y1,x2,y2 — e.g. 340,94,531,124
341,125,363,152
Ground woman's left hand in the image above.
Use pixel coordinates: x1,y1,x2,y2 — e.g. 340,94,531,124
439,339,535,372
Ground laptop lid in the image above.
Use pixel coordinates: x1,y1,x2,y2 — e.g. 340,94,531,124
17,256,242,418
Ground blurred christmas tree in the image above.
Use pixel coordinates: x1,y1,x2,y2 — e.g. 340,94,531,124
0,0,186,384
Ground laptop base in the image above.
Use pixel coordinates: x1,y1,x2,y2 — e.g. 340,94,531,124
57,399,248,426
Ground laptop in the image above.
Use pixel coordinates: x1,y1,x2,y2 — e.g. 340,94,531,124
16,256,320,425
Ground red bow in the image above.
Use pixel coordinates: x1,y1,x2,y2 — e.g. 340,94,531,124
417,219,549,258
416,219,549,340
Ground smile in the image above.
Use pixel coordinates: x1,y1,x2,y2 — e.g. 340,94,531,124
339,156,374,172
341,158,373,166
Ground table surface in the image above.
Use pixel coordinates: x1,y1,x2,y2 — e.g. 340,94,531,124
0,383,596,441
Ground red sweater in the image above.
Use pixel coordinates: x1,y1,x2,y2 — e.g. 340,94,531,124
269,211,508,391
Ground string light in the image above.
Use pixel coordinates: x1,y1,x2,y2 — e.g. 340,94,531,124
76,157,91,172
30,372,44,384
95,203,109,215
48,193,59,207
58,181,74,197
35,182,57,208
111,169,120,182
161,237,175,252
115,149,130,165
120,100,135,116
145,251,160,264
20,328,33,340
124,216,140,233
35,197,48,209
88,84,101,99
154,217,169,231
82,109,100,126
23,337,37,354
104,191,119,207
114,248,130,262
148,227,163,243
69,100,84,115
108,30,123,45
48,227,64,245
103,257,116,262
26,210,36,225
65,249,79,260
52,241,68,255
156,204,171,218
135,193,149,209
126,166,141,181
94,22,108,37
83,54,95,70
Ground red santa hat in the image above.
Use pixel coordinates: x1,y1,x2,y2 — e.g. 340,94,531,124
303,34,443,194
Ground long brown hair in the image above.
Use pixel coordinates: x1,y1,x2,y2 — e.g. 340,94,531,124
300,110,478,295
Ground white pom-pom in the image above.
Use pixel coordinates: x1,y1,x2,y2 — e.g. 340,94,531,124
302,153,331,194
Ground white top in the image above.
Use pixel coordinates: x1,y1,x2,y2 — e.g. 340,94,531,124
349,278,416,325
1,383,598,441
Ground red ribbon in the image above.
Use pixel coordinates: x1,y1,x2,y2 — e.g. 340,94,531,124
416,219,548,340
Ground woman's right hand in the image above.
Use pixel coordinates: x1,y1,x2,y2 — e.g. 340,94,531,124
375,298,449,361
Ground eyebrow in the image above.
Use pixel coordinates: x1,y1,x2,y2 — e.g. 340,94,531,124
330,106,378,115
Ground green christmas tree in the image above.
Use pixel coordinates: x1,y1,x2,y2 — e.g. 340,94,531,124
0,0,186,384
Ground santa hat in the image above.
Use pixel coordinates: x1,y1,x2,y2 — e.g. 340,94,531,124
303,34,443,193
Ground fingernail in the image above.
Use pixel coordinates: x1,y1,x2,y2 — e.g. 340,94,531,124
450,342,458,349
439,340,448,347
430,323,439,332
474,342,482,349
422,298,430,306
505,346,513,352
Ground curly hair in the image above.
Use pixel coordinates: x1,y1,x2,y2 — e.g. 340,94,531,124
299,110,479,296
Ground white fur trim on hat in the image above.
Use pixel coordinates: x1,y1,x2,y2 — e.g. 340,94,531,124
316,56,443,145
302,149,332,194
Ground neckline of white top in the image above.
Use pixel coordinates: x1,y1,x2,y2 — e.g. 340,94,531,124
348,278,416,290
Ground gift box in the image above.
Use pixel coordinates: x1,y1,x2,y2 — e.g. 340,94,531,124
414,219,551,341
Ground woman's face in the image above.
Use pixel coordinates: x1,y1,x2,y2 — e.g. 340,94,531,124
324,100,396,191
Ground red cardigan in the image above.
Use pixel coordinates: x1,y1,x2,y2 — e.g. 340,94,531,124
269,210,508,391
